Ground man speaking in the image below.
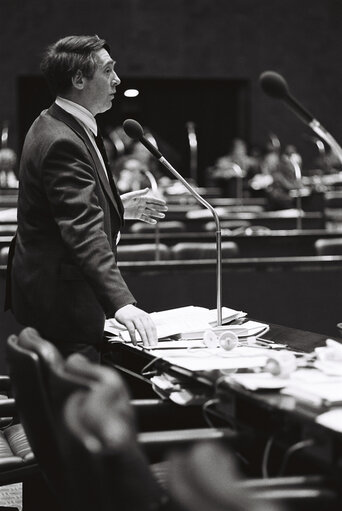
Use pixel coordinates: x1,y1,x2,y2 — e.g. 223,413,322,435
6,35,167,360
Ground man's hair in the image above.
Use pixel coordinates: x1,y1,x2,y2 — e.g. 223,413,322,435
40,35,110,96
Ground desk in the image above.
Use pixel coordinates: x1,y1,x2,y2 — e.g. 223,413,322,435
0,236,13,248
104,321,342,482
118,256,342,337
183,210,326,231
124,210,325,231
0,191,18,209
165,197,267,208
1,229,341,258
1,255,342,366
0,208,17,223
120,229,342,257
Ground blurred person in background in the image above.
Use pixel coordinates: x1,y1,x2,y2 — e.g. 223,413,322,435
0,147,18,189
206,137,260,196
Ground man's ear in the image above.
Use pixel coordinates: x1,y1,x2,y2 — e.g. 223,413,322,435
71,69,85,90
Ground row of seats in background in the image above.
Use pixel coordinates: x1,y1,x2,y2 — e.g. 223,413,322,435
120,220,342,261
1,187,342,263
117,241,239,262
118,238,342,261
1,235,342,266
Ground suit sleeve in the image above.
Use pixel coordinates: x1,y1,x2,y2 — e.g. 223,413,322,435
41,136,135,316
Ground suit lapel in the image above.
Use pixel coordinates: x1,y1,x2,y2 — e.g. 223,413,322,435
48,103,123,221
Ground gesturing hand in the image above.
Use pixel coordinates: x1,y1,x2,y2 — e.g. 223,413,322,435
121,188,168,224
115,304,158,347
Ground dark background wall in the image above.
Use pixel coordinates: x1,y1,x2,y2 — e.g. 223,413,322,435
1,0,342,179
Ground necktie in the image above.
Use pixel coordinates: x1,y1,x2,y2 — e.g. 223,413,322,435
94,129,124,220
94,131,111,174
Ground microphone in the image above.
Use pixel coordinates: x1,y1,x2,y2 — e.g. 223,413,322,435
259,71,342,164
260,71,314,125
123,118,224,326
123,120,162,159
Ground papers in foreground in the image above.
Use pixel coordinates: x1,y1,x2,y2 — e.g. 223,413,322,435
105,305,273,373
105,305,247,343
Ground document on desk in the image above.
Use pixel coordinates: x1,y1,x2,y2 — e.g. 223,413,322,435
105,305,247,342
179,320,269,340
281,369,342,408
316,409,342,433
145,345,269,371
226,372,289,390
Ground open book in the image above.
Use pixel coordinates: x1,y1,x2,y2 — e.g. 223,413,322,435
105,305,246,343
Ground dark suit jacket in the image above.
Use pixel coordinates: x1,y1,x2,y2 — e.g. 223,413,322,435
7,103,135,345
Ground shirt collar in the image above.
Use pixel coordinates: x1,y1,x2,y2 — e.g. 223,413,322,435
55,96,98,136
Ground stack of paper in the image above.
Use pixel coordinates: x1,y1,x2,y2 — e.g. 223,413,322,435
180,320,269,340
145,345,270,372
281,369,342,408
316,409,342,432
105,305,247,342
226,372,289,391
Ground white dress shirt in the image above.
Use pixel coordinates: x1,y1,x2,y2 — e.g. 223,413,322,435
55,96,109,180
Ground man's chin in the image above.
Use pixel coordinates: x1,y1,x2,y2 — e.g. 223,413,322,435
98,102,113,114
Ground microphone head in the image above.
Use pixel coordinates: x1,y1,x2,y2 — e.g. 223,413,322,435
259,71,290,99
123,119,144,140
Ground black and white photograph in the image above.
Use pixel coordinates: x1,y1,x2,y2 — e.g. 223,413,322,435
0,1,342,509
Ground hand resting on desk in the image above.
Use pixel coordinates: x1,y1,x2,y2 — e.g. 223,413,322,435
115,304,158,347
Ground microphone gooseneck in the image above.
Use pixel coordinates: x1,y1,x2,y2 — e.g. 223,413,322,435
123,119,223,326
259,71,342,164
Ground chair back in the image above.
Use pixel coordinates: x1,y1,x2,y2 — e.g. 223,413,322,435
117,243,171,261
6,328,98,505
7,330,63,488
61,355,166,511
171,241,239,260
204,220,251,232
315,238,342,256
0,246,9,265
168,443,257,511
130,220,186,233
324,191,342,208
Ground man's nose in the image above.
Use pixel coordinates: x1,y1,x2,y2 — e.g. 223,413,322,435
112,72,121,86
